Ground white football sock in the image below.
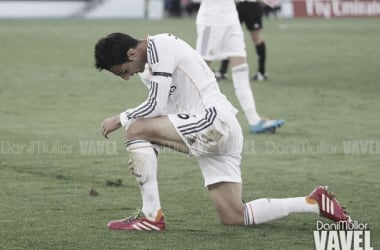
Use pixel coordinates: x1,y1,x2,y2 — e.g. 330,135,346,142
231,64,261,125
244,197,320,225
126,139,161,221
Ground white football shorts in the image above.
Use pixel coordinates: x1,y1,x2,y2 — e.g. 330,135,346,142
196,23,247,61
168,107,243,187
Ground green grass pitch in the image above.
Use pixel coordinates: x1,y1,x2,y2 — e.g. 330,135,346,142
0,17,379,249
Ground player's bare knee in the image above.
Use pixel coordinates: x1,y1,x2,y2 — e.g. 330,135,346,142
125,119,147,141
220,217,233,225
220,216,243,226
216,207,245,226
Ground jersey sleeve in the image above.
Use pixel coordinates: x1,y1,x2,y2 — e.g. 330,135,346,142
119,77,172,126
119,35,177,127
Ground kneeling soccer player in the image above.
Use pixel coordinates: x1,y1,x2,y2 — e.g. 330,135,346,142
94,32,351,231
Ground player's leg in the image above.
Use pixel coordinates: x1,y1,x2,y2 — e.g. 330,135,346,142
196,112,245,225
224,24,261,127
208,182,351,226
126,116,189,154
246,2,267,81
229,55,284,133
208,181,319,226
229,55,260,127
111,109,240,230
202,115,349,226
250,28,264,46
250,29,267,81
207,182,322,225
125,116,189,215
199,154,319,225
229,42,284,133
215,59,229,80
228,55,284,133
107,134,166,230
201,153,317,225
108,116,188,231
208,182,245,225
245,186,351,225
243,195,319,225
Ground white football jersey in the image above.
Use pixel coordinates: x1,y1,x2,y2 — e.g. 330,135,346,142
196,0,239,26
120,34,237,126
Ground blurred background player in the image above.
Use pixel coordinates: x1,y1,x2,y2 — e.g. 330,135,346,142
184,0,201,16
263,0,282,19
216,0,269,81
165,0,201,17
195,0,284,133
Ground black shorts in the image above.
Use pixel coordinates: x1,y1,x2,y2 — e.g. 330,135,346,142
237,1,263,31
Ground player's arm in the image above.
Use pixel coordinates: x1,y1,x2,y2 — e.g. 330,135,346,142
101,115,122,139
100,76,171,139
100,67,152,139
119,75,172,127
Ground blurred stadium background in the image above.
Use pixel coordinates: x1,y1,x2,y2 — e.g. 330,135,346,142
0,0,379,19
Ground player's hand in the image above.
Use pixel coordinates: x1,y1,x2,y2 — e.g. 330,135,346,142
101,115,122,139
261,0,277,8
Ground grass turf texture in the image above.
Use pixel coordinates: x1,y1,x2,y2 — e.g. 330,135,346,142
0,17,379,250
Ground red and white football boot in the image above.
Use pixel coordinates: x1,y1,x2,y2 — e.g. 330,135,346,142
308,186,352,224
107,209,166,231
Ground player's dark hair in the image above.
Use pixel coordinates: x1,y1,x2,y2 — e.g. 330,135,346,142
94,32,139,71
